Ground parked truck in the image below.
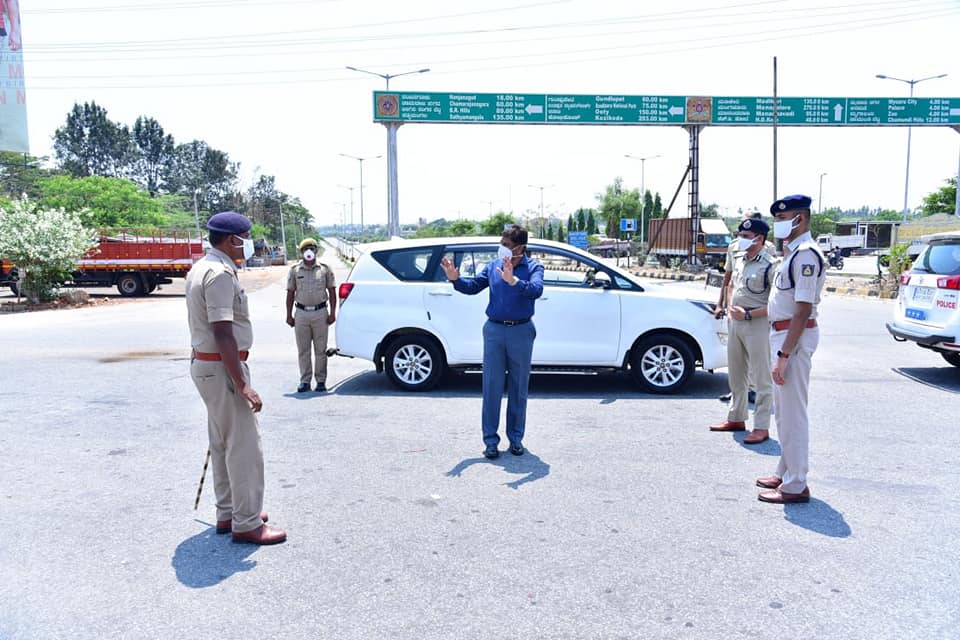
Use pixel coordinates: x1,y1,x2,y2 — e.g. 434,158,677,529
816,233,866,257
646,217,732,268
2,229,204,297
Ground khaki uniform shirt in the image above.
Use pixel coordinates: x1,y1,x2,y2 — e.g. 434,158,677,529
185,248,253,352
725,238,778,273
768,231,826,322
731,249,776,309
287,261,335,307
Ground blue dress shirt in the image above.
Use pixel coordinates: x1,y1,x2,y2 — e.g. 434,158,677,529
452,255,544,321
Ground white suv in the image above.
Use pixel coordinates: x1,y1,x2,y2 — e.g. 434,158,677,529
334,237,727,392
887,231,960,367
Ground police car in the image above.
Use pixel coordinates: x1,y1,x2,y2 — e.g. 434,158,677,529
887,231,960,366
334,237,727,392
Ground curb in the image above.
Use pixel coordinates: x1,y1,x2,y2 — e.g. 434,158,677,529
824,286,898,299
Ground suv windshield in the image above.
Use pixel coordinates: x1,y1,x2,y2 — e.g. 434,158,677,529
914,241,960,275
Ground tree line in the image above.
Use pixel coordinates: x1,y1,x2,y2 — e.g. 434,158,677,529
0,101,313,255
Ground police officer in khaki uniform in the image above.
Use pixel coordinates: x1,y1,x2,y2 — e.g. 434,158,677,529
709,218,776,443
186,211,286,545
716,211,776,404
757,195,826,504
286,238,337,393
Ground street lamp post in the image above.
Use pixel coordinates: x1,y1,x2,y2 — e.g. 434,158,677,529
818,172,827,215
345,66,431,237
192,188,202,242
876,73,948,223
337,184,355,230
625,153,661,244
528,184,552,238
339,153,381,236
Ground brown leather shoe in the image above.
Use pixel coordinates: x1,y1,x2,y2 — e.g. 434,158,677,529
709,420,746,432
232,523,287,545
755,476,782,489
743,429,769,444
216,512,269,534
758,487,810,504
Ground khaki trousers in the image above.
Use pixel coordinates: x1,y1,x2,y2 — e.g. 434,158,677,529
727,318,773,429
295,308,329,385
190,359,265,533
769,327,819,494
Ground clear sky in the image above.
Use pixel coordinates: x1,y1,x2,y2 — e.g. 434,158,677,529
20,0,960,227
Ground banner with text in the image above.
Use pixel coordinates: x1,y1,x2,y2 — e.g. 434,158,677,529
0,0,27,152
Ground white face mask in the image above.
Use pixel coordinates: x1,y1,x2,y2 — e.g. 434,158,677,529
737,237,757,252
233,236,255,260
498,245,515,261
773,216,800,239
303,249,316,261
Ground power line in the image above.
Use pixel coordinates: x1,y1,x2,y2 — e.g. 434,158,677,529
22,4,959,84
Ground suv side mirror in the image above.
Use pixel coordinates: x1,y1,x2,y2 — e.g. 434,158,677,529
592,272,613,288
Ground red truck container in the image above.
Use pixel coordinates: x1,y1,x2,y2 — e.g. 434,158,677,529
2,229,204,297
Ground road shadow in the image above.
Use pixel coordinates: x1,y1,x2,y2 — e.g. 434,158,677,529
446,450,551,490
892,367,960,394
171,524,258,588
780,499,852,538
731,431,781,456
331,369,730,402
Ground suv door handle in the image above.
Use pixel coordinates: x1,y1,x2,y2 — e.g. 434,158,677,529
428,289,453,296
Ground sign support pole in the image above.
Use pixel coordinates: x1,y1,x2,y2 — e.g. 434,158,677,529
685,125,702,265
385,122,401,238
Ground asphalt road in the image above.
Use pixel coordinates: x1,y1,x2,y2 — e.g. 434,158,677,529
1,252,958,640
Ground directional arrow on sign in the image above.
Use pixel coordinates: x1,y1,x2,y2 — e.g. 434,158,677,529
526,104,544,115
834,104,844,122
668,106,683,116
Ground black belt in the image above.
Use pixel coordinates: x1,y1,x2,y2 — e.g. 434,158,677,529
295,302,326,311
489,318,531,326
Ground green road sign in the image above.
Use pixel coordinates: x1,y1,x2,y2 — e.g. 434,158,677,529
373,92,960,126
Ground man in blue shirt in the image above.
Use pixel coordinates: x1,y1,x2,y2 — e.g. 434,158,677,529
441,225,545,459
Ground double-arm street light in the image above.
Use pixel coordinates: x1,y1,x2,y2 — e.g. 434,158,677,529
528,184,553,238
876,72,948,223
818,173,827,215
624,153,661,244
346,66,430,91
336,184,355,229
338,153,381,235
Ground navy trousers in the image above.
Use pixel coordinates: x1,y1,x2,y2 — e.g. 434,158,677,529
481,319,536,448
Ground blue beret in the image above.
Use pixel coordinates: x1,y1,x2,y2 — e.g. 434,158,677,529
738,218,769,236
770,194,812,215
206,211,252,234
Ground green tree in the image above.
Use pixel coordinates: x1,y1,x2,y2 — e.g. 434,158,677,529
586,210,598,235
922,177,958,216
172,140,239,215
413,224,449,238
449,219,477,236
642,190,654,223
545,223,555,241
479,211,516,235
700,202,720,218
37,175,168,228
597,178,640,239
0,152,58,199
652,192,663,219
557,222,565,243
809,213,836,237
53,101,133,179
576,208,586,232
875,209,902,221
567,214,575,233
0,198,97,302
131,116,175,197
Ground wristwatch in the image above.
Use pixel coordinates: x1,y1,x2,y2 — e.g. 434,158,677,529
777,350,790,359
744,309,753,321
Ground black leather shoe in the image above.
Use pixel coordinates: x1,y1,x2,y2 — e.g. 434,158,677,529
718,392,732,402
297,383,310,393
483,446,500,459
509,442,525,456
315,382,327,392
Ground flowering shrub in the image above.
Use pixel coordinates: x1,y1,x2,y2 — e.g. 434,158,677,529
0,197,96,303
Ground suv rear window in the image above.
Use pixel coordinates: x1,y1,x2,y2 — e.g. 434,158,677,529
914,241,960,275
372,247,438,281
